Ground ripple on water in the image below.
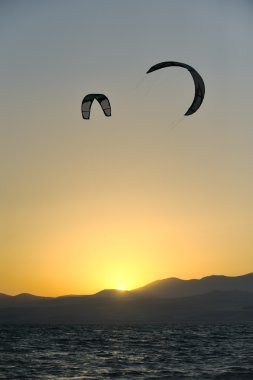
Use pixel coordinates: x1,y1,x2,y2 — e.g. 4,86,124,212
1,323,253,379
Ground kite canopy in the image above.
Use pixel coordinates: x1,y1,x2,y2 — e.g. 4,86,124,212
81,94,111,119
146,61,205,116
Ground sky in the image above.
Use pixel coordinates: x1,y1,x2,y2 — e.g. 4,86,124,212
1,0,253,296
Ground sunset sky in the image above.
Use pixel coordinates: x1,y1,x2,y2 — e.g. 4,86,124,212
1,0,253,296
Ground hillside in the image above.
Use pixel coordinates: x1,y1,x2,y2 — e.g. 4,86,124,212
1,273,253,324
132,273,253,298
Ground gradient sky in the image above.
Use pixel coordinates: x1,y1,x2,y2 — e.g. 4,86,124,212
1,0,253,296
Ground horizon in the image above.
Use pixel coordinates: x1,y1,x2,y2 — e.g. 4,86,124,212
2,271,253,298
1,1,253,297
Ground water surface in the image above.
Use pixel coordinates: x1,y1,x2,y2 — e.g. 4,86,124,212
1,323,253,379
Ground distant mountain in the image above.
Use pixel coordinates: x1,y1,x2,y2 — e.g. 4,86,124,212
132,273,253,298
0,293,10,299
93,289,131,298
0,289,253,324
14,293,45,300
1,273,253,324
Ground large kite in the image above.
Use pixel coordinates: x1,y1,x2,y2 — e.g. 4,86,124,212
146,61,205,116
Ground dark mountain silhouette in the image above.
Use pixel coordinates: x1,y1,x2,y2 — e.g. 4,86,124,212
132,272,253,298
0,290,253,324
14,293,45,300
0,293,10,299
1,273,253,324
93,289,131,298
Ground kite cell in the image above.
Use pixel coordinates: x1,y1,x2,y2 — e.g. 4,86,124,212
81,94,111,120
146,61,205,116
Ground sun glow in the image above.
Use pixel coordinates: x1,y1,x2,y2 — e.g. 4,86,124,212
116,285,127,291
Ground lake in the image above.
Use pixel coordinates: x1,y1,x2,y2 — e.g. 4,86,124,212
1,323,253,379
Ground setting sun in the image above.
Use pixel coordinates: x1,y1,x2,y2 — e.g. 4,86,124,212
116,286,127,291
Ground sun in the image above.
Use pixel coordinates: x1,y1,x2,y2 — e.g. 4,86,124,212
116,285,127,291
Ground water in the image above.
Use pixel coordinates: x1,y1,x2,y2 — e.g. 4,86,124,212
1,323,253,379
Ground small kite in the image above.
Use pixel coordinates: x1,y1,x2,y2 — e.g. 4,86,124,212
81,94,111,120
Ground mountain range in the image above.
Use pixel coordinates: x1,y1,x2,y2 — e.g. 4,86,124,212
1,273,253,324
